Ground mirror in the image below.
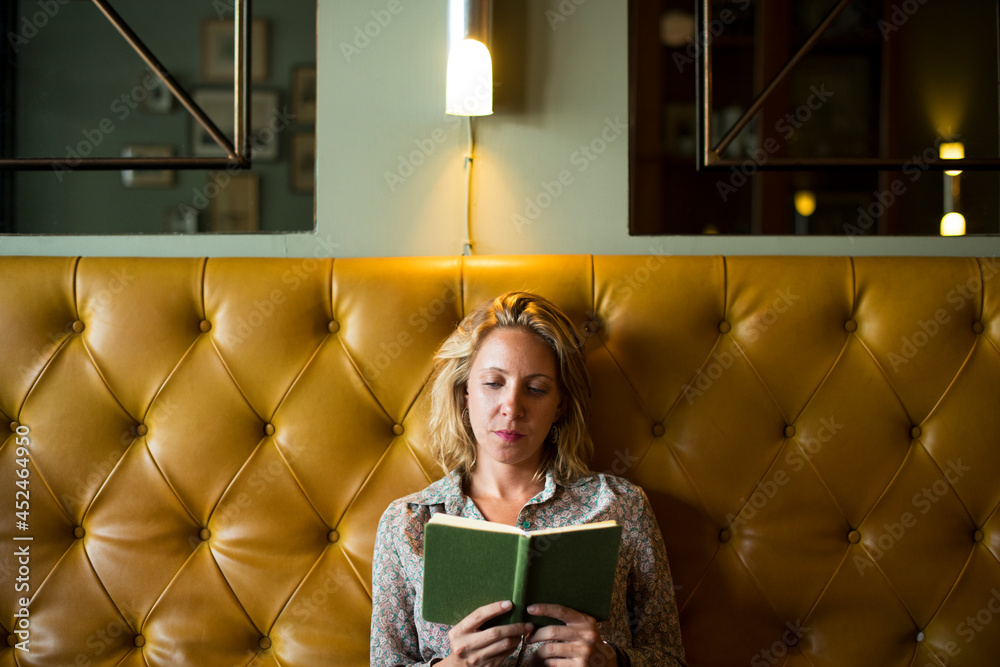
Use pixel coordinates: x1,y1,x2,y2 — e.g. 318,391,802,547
0,0,316,234
631,0,1000,236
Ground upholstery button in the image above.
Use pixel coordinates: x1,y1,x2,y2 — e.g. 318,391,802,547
328,529,340,543
718,320,731,334
72,320,85,333
785,632,799,647
136,424,148,437
848,530,861,544
719,529,731,543
844,319,857,332
652,423,665,437
264,423,275,436
392,423,404,436
784,425,795,438
7,634,16,646
328,320,340,334
199,319,212,333
259,637,272,650
133,635,145,648
74,526,85,539
200,528,211,542
973,321,984,334
582,319,601,335
915,631,925,642
974,529,985,543
910,426,921,439
9,421,19,432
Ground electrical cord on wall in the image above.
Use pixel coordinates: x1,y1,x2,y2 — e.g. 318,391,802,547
463,116,475,256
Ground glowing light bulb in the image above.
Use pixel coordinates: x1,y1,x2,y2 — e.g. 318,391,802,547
446,39,493,116
940,212,966,236
794,191,816,217
940,142,964,176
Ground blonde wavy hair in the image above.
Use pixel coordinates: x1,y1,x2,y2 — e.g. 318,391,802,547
428,291,593,484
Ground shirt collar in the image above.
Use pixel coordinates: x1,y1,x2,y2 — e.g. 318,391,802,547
406,470,462,509
407,468,563,514
525,468,559,506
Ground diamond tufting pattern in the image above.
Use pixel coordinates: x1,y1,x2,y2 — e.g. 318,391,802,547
1,255,1000,666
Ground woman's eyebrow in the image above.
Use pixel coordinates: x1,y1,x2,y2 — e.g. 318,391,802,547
478,366,555,381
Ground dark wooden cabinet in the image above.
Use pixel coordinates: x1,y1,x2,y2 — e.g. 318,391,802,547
630,0,999,236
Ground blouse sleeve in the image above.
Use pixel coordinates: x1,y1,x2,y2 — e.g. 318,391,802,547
619,488,687,667
370,503,439,667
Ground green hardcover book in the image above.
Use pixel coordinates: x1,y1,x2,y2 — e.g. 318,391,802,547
422,514,623,628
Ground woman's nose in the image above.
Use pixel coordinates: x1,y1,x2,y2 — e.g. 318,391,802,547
501,387,524,416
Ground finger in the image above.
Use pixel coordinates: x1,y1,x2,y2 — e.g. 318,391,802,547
526,603,588,625
455,600,517,632
449,606,533,663
527,623,594,645
533,637,610,664
469,622,533,657
532,638,588,661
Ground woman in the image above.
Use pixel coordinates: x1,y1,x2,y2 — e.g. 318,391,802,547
371,292,686,666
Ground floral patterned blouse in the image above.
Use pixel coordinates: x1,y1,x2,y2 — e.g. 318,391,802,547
369,469,687,666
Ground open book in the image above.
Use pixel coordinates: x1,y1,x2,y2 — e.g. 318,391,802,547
421,514,622,627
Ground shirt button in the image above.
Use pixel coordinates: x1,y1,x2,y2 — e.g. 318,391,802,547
521,521,531,529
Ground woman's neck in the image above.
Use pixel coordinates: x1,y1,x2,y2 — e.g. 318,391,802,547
465,462,544,504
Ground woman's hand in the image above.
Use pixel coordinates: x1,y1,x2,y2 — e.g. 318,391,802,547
440,600,533,667
523,604,618,666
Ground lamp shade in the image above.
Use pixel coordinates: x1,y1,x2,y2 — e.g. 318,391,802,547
446,39,493,116
794,191,816,217
940,141,964,176
446,0,492,116
940,212,966,236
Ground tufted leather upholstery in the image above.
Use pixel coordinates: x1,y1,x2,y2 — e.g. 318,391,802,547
2,255,999,666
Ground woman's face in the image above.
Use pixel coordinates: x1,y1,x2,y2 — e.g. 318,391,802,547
465,327,565,474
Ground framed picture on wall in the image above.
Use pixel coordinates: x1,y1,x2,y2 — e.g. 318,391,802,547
191,88,281,161
206,173,259,232
292,65,317,124
120,145,175,188
138,71,174,114
291,133,315,192
201,19,268,82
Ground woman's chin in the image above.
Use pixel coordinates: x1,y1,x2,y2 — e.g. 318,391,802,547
479,442,542,469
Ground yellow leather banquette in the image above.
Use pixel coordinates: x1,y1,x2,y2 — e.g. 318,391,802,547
2,255,999,666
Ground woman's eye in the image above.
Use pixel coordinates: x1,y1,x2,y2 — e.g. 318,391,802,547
529,386,548,395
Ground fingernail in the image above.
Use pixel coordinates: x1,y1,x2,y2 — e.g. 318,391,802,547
527,605,538,613
501,600,512,610
524,623,533,633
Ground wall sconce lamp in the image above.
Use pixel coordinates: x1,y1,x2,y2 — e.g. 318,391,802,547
940,141,965,236
941,212,966,237
446,0,493,116
793,190,816,235
940,142,964,176
446,0,493,256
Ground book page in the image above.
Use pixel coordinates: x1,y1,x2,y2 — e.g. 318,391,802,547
531,520,618,536
426,513,525,535
427,513,618,537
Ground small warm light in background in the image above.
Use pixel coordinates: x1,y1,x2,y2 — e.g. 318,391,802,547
940,211,966,236
446,0,492,116
940,141,964,176
794,190,816,217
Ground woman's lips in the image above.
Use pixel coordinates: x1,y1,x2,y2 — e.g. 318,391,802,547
494,430,524,442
